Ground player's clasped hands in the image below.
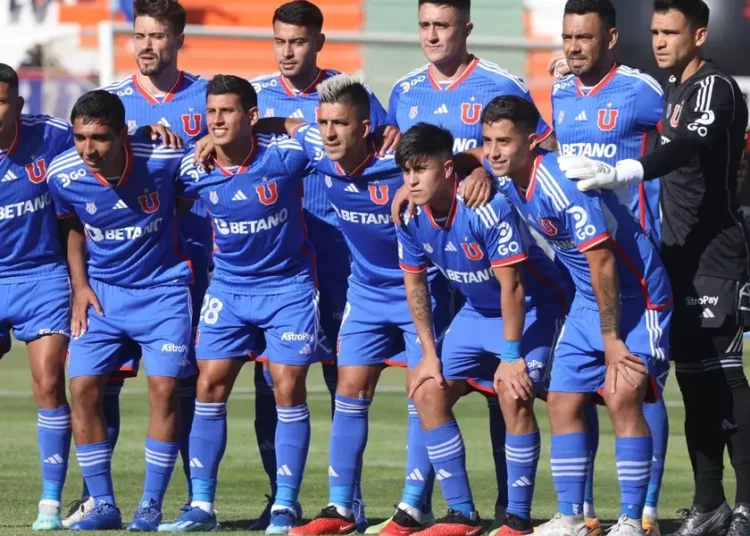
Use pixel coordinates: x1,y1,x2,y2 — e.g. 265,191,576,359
603,338,648,394
494,359,534,401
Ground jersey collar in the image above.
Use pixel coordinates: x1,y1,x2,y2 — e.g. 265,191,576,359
334,151,376,177
576,63,619,97
427,56,480,91
215,134,258,176
0,118,21,160
279,69,326,97
523,154,543,201
424,175,460,229
92,142,133,188
133,71,185,104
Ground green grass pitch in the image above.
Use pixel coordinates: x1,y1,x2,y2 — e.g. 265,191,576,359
0,343,742,534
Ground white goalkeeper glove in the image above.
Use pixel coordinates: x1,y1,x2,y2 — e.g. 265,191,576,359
557,155,644,191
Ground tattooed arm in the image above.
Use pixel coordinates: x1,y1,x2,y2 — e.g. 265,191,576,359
582,243,621,339
404,270,439,360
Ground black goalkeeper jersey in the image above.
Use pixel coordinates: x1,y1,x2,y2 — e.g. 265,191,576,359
658,60,749,282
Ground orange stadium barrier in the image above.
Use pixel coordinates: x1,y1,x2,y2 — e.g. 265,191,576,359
60,0,364,80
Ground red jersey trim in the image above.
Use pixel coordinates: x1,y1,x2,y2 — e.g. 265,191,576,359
400,262,427,273
577,232,610,252
427,57,480,92
215,135,257,176
132,71,185,104
280,69,326,97
524,154,543,201
491,253,528,268
577,63,619,97
92,143,133,188
335,152,375,177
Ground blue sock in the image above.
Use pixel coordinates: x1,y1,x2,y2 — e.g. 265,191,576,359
616,436,652,520
644,400,668,510
37,405,72,502
141,437,179,506
354,451,364,503
488,397,508,510
424,420,474,519
551,432,588,516
83,382,122,499
76,440,115,506
179,377,197,500
505,430,541,520
275,404,311,508
584,403,600,511
254,363,278,497
422,474,434,514
190,401,227,503
401,400,434,510
329,395,371,511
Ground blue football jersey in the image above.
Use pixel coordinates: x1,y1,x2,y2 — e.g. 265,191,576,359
396,188,567,313
388,57,552,153
179,134,315,295
552,64,664,242
104,71,213,267
292,123,429,289
0,114,72,282
252,69,388,236
494,153,672,311
46,138,192,288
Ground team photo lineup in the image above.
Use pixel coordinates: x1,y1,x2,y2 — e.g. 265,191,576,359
1,0,749,534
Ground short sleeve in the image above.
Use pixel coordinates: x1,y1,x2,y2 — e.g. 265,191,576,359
677,75,738,146
272,134,311,178
46,169,75,219
557,185,611,252
386,85,400,127
474,196,528,267
633,79,665,131
367,89,388,130
290,123,327,168
396,221,428,273
176,152,202,200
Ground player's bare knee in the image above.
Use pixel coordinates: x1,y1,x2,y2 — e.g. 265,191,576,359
147,377,180,409
32,373,66,409
336,366,379,399
196,373,231,402
70,377,102,416
604,385,646,432
273,372,307,407
547,391,586,429
497,389,535,431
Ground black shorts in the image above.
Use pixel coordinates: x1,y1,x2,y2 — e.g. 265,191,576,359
671,274,745,371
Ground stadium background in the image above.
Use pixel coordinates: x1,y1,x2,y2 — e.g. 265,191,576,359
0,0,748,533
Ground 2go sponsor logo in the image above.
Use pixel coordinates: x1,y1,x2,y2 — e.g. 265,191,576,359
566,206,596,241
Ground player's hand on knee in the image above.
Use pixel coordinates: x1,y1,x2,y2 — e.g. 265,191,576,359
603,339,647,393
495,359,534,401
193,135,216,169
142,124,184,149
71,285,103,339
391,183,415,226
374,125,401,156
460,167,493,208
408,354,446,398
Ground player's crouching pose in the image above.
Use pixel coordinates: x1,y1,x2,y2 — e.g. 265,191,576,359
0,64,74,531
45,90,193,531
394,123,567,536
475,96,672,536
159,75,319,533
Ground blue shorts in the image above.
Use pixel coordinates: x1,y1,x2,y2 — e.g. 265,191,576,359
337,277,451,369
111,267,208,380
68,280,193,379
195,285,320,366
549,298,671,402
442,304,563,396
0,277,71,358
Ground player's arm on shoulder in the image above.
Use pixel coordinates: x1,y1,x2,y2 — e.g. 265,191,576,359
255,117,304,136
176,152,203,210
